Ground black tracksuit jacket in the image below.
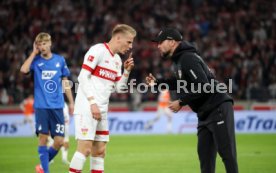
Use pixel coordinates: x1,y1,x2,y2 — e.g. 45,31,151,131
157,41,233,121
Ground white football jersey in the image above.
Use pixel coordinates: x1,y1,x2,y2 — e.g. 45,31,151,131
74,43,122,114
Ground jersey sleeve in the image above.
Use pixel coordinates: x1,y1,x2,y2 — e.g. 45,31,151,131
61,57,70,77
77,44,103,98
81,44,102,73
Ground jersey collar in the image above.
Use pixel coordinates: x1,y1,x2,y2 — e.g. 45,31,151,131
104,42,114,57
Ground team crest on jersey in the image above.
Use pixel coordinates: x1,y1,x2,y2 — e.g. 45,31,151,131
42,70,57,80
88,55,94,62
56,62,60,68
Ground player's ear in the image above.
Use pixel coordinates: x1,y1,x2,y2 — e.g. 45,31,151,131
116,34,121,41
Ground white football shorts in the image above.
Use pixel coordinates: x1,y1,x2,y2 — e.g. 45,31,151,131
74,110,109,142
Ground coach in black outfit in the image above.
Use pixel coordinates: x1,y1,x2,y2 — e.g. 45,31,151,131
146,28,239,173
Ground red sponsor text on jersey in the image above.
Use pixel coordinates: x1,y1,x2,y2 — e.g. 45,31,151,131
93,66,117,82
82,64,118,82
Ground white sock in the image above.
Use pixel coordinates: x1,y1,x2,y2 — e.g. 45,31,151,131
69,152,86,173
61,146,68,161
90,157,104,173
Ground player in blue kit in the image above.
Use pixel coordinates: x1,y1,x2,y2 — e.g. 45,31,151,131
20,32,74,173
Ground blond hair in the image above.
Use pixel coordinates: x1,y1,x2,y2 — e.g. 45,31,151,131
112,24,136,37
35,32,51,43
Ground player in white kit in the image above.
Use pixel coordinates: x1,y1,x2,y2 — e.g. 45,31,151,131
69,24,136,173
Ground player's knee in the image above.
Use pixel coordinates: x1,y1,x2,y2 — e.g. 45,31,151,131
38,135,48,145
53,138,64,149
57,140,64,147
82,148,92,157
92,148,106,158
77,141,93,157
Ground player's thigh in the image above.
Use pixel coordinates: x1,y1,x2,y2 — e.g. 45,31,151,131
75,109,98,140
49,109,65,138
95,114,109,142
35,109,50,135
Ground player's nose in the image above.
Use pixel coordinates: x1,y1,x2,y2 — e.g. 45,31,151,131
129,43,133,49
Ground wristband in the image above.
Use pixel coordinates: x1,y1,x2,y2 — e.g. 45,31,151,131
88,98,96,105
124,69,130,74
123,70,130,77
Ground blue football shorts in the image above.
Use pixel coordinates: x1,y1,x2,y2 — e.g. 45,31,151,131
35,108,65,138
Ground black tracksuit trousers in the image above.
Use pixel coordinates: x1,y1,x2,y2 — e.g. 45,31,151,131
197,101,239,173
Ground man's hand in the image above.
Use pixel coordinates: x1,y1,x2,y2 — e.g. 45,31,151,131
124,52,134,72
32,42,40,55
169,100,182,113
90,104,102,121
145,73,157,86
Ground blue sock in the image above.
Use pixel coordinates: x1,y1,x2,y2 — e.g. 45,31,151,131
48,146,58,162
38,146,49,173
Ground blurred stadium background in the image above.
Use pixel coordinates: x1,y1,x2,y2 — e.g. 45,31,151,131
0,0,276,173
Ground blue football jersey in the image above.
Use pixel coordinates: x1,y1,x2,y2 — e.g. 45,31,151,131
30,53,70,108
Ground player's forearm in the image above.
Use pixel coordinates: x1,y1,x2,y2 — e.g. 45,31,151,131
62,78,75,106
64,88,74,105
20,52,36,74
115,70,130,93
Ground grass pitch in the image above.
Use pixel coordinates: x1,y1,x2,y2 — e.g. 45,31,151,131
0,134,275,173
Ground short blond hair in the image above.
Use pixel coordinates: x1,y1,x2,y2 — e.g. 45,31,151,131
112,24,136,37
35,32,51,43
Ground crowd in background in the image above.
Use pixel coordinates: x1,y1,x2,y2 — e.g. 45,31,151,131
0,0,275,106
